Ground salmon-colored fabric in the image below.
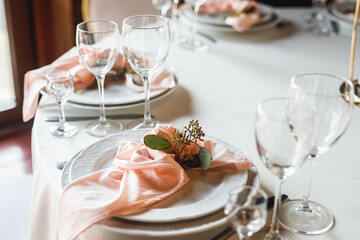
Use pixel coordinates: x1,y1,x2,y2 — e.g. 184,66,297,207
199,0,261,32
22,48,176,122
57,124,253,240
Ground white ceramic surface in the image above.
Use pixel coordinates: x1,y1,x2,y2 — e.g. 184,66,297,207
68,129,249,223
180,3,281,32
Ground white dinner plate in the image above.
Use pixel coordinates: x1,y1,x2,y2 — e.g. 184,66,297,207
68,129,249,223
61,156,258,237
180,3,281,32
66,67,177,110
330,2,356,23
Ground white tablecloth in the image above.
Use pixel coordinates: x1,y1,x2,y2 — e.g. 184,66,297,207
30,8,360,240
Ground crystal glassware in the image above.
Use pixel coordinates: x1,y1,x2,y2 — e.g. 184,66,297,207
46,70,78,138
76,20,123,137
225,186,268,240
122,15,170,129
152,0,172,16
306,0,335,36
255,98,313,240
280,73,354,234
179,0,208,51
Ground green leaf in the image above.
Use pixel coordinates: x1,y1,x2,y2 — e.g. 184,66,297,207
144,135,172,150
199,147,211,171
133,74,142,86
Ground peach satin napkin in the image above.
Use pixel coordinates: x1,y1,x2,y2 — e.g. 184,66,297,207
199,0,261,32
57,124,253,240
22,48,176,122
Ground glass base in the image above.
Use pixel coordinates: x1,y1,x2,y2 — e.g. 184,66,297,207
251,226,296,240
279,200,334,234
50,122,78,138
179,38,208,52
127,118,166,130
86,119,123,137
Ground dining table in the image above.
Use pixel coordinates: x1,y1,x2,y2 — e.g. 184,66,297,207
29,7,360,240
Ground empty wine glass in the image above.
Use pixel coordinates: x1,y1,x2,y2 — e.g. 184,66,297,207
280,73,354,234
46,70,78,138
152,0,172,16
255,98,313,240
306,0,335,36
122,15,170,129
225,186,268,240
76,20,123,137
179,0,208,51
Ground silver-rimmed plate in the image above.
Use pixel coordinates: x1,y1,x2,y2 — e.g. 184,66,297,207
67,129,250,223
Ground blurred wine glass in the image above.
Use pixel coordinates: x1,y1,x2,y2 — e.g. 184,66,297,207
152,0,172,16
179,0,208,51
255,98,313,239
46,70,78,138
76,20,123,137
306,0,335,36
280,73,354,234
225,186,268,240
122,15,170,129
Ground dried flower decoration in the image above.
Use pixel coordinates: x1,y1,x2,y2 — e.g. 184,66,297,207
144,120,211,170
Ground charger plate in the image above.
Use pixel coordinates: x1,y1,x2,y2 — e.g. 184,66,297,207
67,129,248,223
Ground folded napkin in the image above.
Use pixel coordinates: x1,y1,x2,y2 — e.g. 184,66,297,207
22,48,176,122
57,124,253,240
199,0,261,32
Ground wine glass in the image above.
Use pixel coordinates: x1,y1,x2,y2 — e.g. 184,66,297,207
306,0,335,36
280,73,354,234
225,186,268,240
179,0,209,52
255,98,313,239
46,70,78,138
152,0,172,16
76,20,123,137
122,15,170,129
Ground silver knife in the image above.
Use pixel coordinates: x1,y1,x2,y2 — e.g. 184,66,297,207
44,114,149,122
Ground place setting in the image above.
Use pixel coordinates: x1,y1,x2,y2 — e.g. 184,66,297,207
18,1,360,240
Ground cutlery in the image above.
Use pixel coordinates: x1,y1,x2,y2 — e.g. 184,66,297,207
211,194,288,240
44,114,150,122
196,30,217,43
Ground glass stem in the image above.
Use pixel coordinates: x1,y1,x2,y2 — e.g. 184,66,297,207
268,177,283,237
190,3,200,44
161,7,168,16
237,231,248,240
143,75,152,125
298,156,316,212
57,99,66,127
96,75,107,125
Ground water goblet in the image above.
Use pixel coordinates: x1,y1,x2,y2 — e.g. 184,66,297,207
179,0,209,52
255,98,313,239
122,15,170,129
225,186,268,240
152,0,172,16
46,70,78,138
280,73,354,234
76,20,123,137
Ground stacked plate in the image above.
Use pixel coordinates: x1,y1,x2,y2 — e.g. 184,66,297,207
65,68,178,110
327,2,360,37
61,129,259,238
179,3,281,32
